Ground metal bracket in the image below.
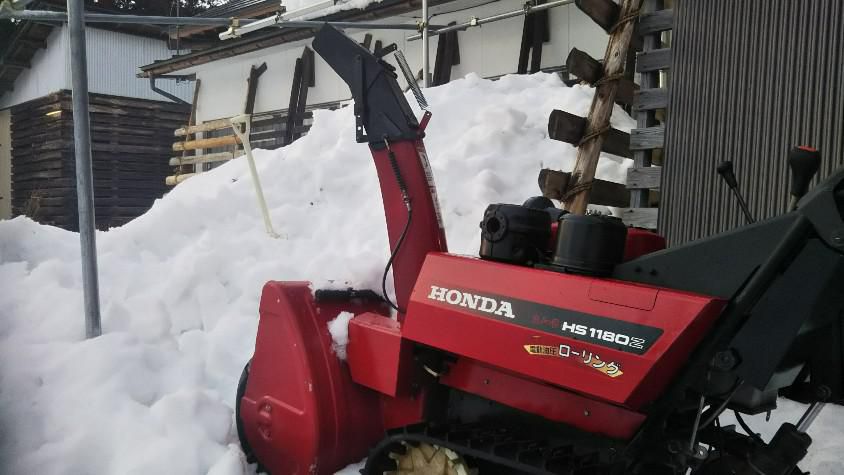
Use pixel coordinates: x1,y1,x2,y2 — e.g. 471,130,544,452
353,54,368,142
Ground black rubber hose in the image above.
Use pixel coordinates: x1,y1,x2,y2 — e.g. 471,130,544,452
381,145,412,313
734,410,765,444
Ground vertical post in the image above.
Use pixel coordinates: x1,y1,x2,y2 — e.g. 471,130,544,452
67,0,102,338
421,0,430,87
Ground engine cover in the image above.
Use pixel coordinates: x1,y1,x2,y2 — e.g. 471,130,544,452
402,253,727,409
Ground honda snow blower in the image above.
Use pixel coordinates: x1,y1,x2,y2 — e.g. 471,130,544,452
235,25,844,475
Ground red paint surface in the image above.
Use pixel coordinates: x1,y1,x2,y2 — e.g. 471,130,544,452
624,227,667,261
441,358,647,439
239,282,385,475
371,140,448,317
403,253,726,409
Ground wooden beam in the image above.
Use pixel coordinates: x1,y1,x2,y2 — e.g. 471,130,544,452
637,9,673,35
169,151,234,166
292,47,314,141
18,39,48,50
565,48,637,105
575,0,620,33
547,109,631,158
633,88,668,111
285,57,305,145
175,118,231,136
636,48,672,72
538,169,630,207
563,0,644,214
243,62,268,131
566,48,602,83
0,59,30,70
617,207,658,229
165,173,197,186
173,134,240,151
626,166,661,189
630,126,664,150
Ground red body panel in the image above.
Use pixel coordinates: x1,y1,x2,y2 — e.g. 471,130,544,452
403,253,726,409
371,140,448,313
239,283,386,475
441,358,646,439
624,228,667,261
347,312,416,397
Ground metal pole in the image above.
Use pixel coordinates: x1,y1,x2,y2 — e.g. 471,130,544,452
221,16,421,39
795,402,826,433
408,0,575,41
67,0,101,339
0,9,261,25
422,0,430,87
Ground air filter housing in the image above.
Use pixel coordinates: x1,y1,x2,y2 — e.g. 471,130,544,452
550,213,628,276
479,204,551,265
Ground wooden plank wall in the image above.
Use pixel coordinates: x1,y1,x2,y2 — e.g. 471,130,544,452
10,90,189,230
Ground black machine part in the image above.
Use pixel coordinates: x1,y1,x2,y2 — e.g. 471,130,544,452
479,204,551,265
788,146,822,207
311,24,419,144
717,160,755,224
548,213,627,276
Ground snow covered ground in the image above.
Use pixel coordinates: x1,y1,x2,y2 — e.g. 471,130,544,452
0,73,842,475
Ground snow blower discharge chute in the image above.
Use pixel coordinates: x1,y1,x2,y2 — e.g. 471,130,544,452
236,25,844,475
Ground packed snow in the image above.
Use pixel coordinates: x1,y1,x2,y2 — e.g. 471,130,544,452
328,311,355,360
0,72,842,475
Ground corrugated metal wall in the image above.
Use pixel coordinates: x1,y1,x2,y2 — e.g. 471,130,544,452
660,0,844,245
81,27,194,102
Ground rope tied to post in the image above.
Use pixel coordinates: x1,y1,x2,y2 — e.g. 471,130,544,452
562,178,594,203
577,123,611,147
608,10,639,35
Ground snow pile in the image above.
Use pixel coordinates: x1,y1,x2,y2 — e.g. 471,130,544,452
0,72,840,475
328,311,355,360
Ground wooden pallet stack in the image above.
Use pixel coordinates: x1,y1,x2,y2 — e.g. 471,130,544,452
10,91,189,230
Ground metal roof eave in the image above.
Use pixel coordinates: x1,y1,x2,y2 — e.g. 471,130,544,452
138,0,452,77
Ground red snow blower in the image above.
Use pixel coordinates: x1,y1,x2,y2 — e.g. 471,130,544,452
235,25,844,474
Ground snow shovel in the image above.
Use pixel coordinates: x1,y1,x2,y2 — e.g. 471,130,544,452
230,114,280,238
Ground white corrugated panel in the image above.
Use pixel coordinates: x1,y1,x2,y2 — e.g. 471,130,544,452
0,27,69,109
81,27,194,102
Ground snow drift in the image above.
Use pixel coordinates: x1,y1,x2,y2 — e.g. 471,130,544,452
0,73,841,475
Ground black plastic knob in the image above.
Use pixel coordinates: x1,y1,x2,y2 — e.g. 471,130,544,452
788,146,821,200
717,161,739,189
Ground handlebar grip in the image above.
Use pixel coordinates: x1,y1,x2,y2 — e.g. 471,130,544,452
788,146,821,200
717,161,739,189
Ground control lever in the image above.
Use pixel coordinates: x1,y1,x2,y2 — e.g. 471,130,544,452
717,161,755,224
788,146,821,211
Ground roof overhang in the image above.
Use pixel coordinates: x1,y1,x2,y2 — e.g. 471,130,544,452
139,0,452,77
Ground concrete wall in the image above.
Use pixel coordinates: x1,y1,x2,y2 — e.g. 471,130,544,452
0,109,11,220
0,26,193,109
186,0,607,123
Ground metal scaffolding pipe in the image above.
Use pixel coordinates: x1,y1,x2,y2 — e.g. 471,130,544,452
408,0,575,41
66,0,101,338
220,15,419,39
0,9,261,26
421,0,430,87
277,20,420,30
